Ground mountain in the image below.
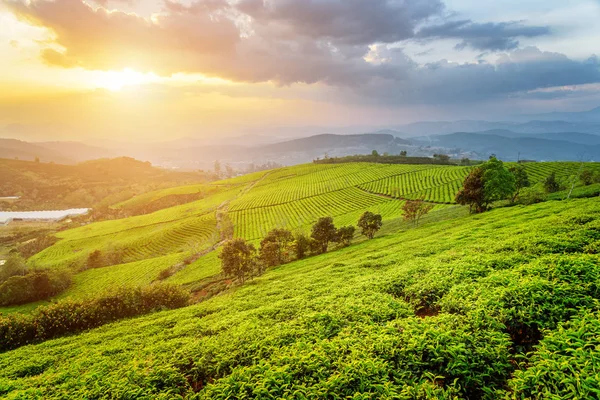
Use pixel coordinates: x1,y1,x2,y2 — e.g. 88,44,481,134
396,120,600,136
0,139,74,164
0,139,115,164
516,106,600,123
423,132,600,161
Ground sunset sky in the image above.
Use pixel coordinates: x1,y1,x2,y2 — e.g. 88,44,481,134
1,0,599,141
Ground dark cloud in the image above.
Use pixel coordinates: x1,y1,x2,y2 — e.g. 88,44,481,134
236,0,444,46
417,20,551,51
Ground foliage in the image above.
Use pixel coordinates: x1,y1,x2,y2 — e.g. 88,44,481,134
259,229,294,267
219,239,257,283
0,269,71,306
544,172,561,193
456,166,486,213
311,217,337,253
510,311,600,398
357,211,383,239
402,198,434,226
334,226,355,247
0,255,27,284
0,284,189,352
481,157,516,204
0,198,599,397
293,233,311,260
509,164,530,202
580,169,594,185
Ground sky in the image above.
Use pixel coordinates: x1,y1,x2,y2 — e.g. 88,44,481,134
0,0,599,141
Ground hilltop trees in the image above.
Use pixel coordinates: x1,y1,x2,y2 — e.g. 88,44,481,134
311,217,338,253
456,157,516,213
334,226,355,247
259,228,294,267
358,211,383,239
403,198,434,226
509,164,530,202
219,239,257,284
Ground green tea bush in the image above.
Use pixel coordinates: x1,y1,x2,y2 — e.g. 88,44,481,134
0,284,190,352
510,311,600,399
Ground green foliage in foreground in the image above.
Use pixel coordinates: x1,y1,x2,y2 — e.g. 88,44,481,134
0,198,599,398
0,284,189,352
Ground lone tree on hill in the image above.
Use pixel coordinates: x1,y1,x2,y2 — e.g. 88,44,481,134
456,156,515,213
219,239,257,284
403,198,434,226
544,172,560,193
334,226,355,247
509,164,530,202
311,217,337,253
259,228,294,267
357,211,383,239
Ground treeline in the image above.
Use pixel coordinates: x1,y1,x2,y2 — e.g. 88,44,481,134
456,157,600,213
0,256,71,306
314,153,473,166
0,284,190,352
219,212,384,283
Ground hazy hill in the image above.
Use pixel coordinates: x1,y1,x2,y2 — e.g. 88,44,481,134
0,157,210,210
424,132,600,161
0,138,115,164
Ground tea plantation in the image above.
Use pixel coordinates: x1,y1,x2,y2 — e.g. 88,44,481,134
1,194,599,398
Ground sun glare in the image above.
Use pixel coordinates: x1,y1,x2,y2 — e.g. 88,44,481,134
92,68,160,91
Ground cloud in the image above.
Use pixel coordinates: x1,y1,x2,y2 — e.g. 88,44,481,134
417,20,551,51
4,0,600,107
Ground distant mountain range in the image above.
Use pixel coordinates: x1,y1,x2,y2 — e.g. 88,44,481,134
2,106,600,167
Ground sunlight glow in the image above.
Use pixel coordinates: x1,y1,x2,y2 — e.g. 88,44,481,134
91,68,161,91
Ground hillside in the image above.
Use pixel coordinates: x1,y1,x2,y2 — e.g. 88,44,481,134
0,157,211,211
3,161,597,314
1,195,600,398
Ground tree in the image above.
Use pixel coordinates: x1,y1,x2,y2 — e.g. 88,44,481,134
456,157,515,213
403,198,434,226
259,228,294,267
509,164,530,202
400,151,407,157
456,167,486,213
87,250,103,269
581,169,594,186
293,233,311,260
0,254,27,283
480,157,516,204
544,172,560,193
371,150,380,157
225,164,234,179
334,226,355,247
460,157,470,166
433,154,450,163
311,217,337,253
219,239,257,283
357,211,383,239
214,160,221,177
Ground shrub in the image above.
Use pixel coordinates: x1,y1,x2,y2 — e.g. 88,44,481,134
0,284,190,352
0,269,71,306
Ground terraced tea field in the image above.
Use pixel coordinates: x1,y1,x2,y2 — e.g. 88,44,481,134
8,161,599,313
2,196,599,398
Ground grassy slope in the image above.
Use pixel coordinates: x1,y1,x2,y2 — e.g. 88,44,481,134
1,197,599,398
6,162,598,314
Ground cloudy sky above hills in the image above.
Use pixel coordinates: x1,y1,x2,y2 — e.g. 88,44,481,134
1,0,599,140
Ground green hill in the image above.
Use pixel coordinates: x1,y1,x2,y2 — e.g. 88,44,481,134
4,161,598,314
1,195,599,398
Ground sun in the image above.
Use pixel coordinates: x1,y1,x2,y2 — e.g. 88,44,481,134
92,68,160,91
